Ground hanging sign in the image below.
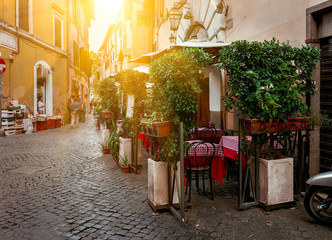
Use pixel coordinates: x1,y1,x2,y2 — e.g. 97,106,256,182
0,58,6,73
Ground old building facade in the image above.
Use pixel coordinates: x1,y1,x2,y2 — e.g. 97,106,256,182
97,0,331,175
0,0,93,122
98,0,154,78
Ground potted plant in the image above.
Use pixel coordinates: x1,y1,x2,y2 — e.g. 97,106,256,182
109,120,122,165
95,77,120,127
119,154,131,173
115,69,149,170
219,39,321,208
146,48,213,209
100,141,110,154
219,38,320,132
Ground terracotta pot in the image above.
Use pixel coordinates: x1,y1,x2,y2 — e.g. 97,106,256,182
102,148,110,154
243,117,310,133
122,166,131,173
101,111,112,119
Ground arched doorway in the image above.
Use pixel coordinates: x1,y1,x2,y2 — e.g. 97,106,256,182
34,61,53,115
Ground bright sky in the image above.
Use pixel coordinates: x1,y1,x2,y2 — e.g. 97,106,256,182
89,0,123,52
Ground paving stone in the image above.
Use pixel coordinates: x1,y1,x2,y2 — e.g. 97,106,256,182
0,116,331,240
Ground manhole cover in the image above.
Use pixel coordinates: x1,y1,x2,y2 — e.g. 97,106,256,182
8,166,51,175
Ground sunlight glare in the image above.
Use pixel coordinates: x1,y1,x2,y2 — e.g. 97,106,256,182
89,0,123,52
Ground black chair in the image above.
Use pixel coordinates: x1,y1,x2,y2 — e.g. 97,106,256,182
199,127,217,143
185,141,216,202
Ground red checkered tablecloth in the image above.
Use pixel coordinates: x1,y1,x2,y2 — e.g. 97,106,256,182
186,140,223,158
185,140,225,185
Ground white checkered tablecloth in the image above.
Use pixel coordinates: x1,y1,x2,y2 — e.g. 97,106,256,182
186,140,223,158
221,136,240,152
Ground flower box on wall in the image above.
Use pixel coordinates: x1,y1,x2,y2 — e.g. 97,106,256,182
140,121,171,137
243,117,311,133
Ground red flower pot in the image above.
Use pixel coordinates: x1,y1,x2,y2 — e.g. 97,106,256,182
102,148,110,154
122,166,131,173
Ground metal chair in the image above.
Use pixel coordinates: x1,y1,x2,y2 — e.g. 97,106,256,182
199,127,217,143
185,141,216,202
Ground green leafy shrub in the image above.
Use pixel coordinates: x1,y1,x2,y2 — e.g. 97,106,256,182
148,48,213,165
149,48,213,131
219,38,320,122
95,77,120,122
115,69,149,136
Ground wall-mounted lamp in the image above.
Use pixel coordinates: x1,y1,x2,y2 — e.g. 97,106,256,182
168,6,183,31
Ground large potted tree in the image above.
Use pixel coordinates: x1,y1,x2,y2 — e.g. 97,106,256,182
95,77,120,129
218,38,321,208
146,48,213,209
115,69,149,170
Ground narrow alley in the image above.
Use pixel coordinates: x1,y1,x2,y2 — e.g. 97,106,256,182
0,117,331,240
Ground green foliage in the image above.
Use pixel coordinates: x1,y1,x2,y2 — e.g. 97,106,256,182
95,77,120,121
119,154,130,167
219,38,321,122
148,48,213,165
158,132,179,166
115,69,149,136
121,117,138,138
148,48,213,132
109,120,121,155
100,141,110,149
93,104,103,117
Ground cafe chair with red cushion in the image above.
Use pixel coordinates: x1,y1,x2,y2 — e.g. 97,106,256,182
185,141,216,202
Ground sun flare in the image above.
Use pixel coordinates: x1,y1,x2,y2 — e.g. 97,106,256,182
89,0,123,52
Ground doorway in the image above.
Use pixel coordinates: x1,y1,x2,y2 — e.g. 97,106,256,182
34,61,53,115
320,36,332,171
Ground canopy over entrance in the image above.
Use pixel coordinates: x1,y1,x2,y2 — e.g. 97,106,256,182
130,41,230,64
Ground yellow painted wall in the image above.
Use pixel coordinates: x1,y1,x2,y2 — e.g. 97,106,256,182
0,0,69,117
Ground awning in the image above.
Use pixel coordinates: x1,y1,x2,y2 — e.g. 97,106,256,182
130,40,230,63
129,48,169,64
133,65,150,74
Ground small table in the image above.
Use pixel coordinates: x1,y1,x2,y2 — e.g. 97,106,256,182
185,140,225,185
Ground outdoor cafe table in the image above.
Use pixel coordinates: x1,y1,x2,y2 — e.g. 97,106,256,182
185,140,225,185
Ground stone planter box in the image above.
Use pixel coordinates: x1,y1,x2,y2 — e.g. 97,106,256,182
119,137,132,165
258,157,295,209
147,158,179,211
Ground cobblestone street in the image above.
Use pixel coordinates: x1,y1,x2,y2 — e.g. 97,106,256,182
0,116,331,240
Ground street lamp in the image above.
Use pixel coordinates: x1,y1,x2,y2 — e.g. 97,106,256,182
168,6,182,31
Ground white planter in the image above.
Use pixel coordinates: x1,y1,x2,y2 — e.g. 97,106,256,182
147,158,179,210
259,157,294,207
119,137,132,164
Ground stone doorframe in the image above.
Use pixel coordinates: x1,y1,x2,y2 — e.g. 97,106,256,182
306,0,332,176
34,61,53,116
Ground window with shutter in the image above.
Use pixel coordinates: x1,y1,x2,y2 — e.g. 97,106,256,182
19,0,29,32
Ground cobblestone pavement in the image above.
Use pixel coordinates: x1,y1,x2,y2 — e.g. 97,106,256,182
0,116,331,240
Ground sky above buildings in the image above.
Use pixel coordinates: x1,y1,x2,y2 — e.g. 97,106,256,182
89,0,123,52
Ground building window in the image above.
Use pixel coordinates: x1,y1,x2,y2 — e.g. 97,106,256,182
18,0,30,32
74,41,79,67
72,0,77,23
54,14,63,48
